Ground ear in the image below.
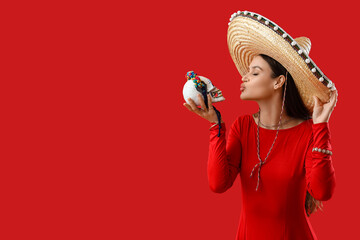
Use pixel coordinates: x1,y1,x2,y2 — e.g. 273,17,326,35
274,75,286,90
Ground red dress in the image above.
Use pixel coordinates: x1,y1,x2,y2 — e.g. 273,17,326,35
208,114,336,240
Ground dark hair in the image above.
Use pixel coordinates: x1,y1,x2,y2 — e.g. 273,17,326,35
259,54,311,120
259,54,323,217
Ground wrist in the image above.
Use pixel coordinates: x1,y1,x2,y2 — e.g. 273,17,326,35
210,120,224,124
313,120,328,124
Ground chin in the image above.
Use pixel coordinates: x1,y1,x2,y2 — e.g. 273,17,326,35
240,93,247,100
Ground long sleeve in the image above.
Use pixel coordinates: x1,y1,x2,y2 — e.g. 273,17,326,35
208,118,242,193
305,122,336,201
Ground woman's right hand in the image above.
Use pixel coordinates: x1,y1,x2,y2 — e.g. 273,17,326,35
183,93,223,123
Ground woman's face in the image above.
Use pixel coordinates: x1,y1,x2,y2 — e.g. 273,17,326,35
240,55,278,101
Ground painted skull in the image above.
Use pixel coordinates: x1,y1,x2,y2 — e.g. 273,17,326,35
183,71,225,106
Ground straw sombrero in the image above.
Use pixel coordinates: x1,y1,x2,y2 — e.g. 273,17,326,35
227,10,336,114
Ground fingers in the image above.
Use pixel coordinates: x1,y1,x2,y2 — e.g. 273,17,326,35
331,89,338,107
198,94,207,111
183,93,215,115
334,89,338,107
207,93,214,111
183,102,192,112
319,89,338,112
313,95,319,107
185,98,201,115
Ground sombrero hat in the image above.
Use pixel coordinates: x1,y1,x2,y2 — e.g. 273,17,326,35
227,10,336,114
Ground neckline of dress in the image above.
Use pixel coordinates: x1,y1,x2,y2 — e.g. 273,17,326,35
251,114,308,131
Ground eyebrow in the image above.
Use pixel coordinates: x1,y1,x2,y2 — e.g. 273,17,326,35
249,66,263,71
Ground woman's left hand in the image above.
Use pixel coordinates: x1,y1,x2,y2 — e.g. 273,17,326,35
312,89,338,124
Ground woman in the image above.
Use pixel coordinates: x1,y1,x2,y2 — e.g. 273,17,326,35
183,11,338,240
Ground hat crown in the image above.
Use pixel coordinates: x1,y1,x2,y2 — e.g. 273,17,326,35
294,37,311,55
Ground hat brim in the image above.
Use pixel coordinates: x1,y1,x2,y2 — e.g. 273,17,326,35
227,11,335,114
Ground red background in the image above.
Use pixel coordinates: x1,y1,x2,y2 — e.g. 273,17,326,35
2,0,359,239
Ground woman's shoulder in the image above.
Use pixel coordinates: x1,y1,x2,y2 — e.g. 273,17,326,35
227,114,252,139
301,117,314,129
232,113,254,129
233,113,249,123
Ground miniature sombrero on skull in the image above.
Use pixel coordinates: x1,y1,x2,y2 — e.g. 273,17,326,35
227,10,336,113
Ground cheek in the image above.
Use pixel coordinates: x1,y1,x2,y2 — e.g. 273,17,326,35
246,82,273,97
251,81,268,92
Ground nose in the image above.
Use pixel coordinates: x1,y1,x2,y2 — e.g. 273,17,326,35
242,75,249,82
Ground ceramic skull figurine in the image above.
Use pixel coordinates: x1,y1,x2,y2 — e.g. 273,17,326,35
183,71,225,106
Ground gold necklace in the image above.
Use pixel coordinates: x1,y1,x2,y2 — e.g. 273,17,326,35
258,114,294,129
253,112,294,129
